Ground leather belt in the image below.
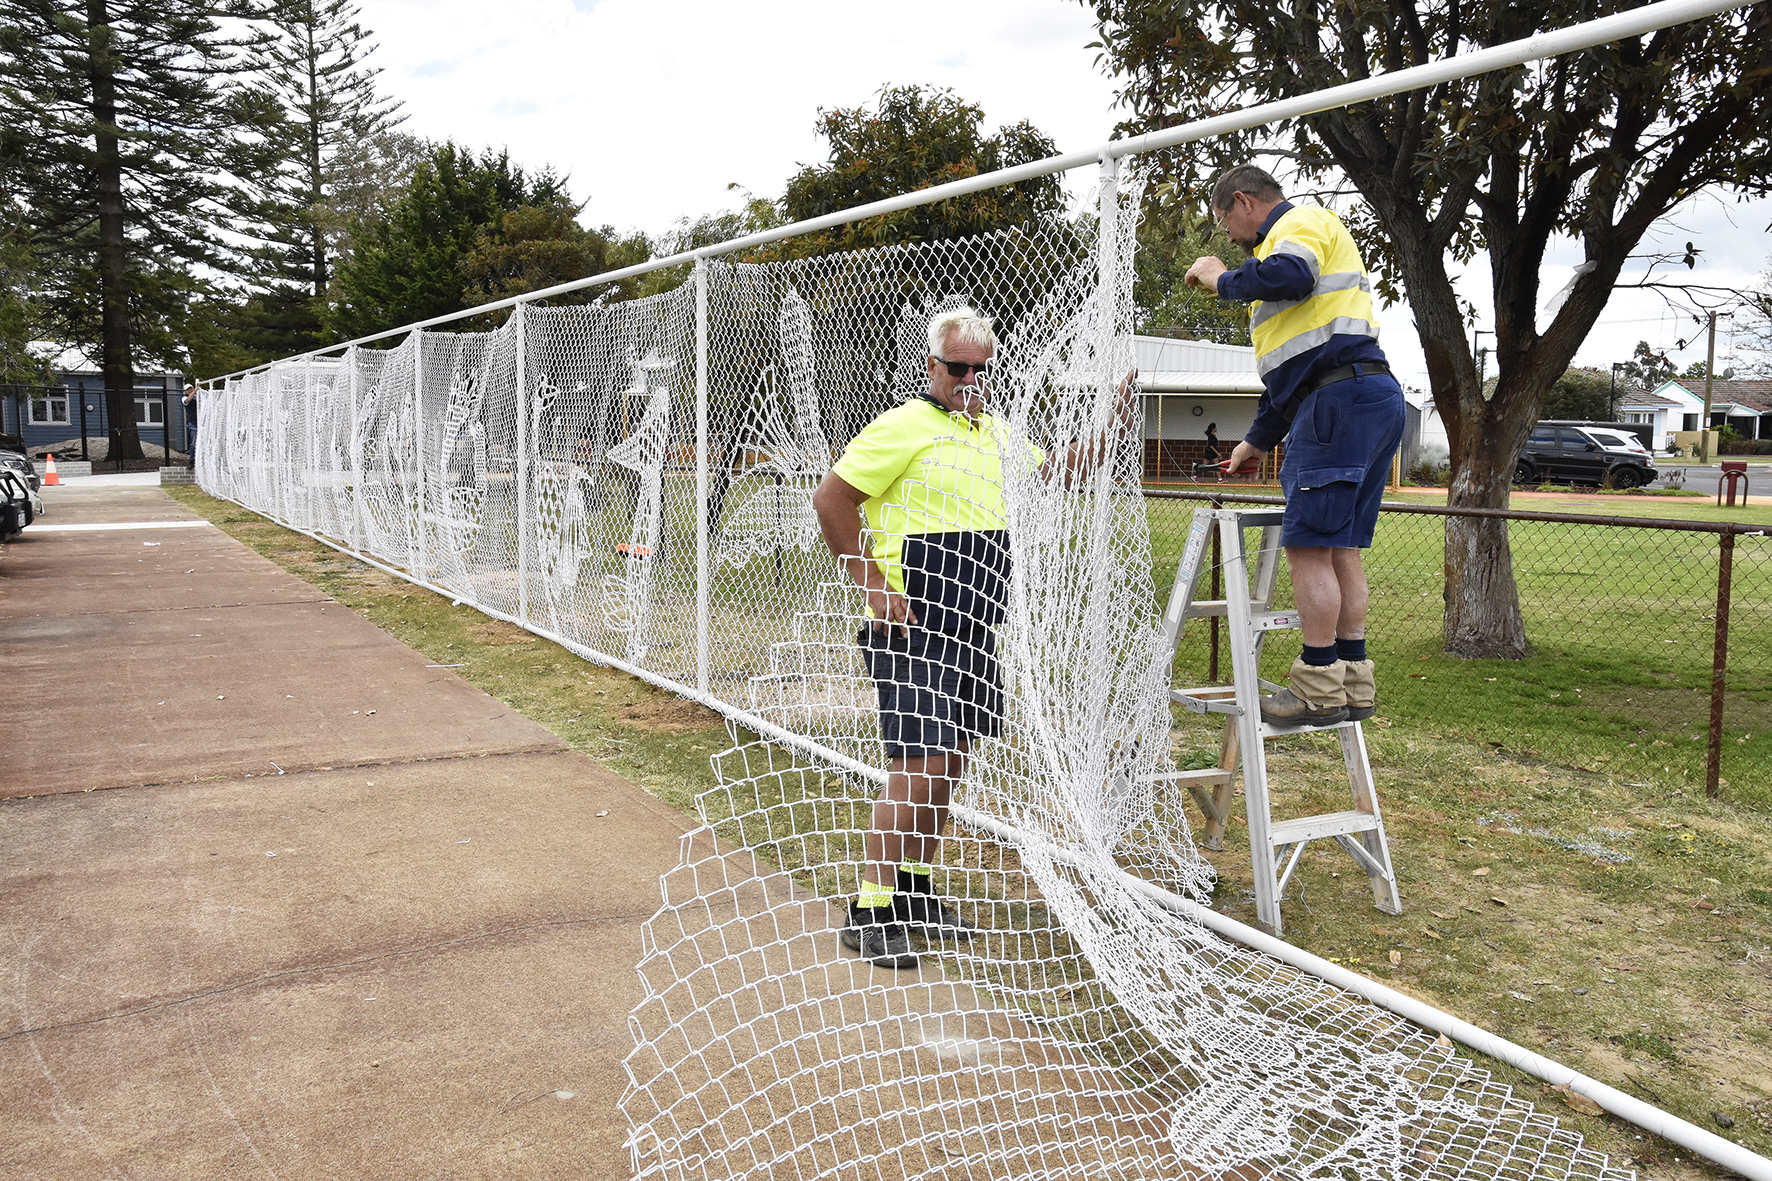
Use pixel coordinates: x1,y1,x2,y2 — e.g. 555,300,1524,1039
1301,361,1391,397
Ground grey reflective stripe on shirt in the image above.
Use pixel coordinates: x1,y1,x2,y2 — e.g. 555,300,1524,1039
1255,315,1381,376
1250,269,1373,331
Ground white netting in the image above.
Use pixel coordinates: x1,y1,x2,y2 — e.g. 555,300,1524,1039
198,170,1633,1181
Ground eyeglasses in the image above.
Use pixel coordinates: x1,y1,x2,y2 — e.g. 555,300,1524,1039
934,357,991,379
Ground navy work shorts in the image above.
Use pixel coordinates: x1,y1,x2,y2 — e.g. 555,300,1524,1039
860,622,1003,760
1279,371,1406,548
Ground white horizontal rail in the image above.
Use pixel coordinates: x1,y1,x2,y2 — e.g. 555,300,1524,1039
202,0,1748,385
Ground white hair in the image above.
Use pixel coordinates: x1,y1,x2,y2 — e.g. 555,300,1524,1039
927,307,996,358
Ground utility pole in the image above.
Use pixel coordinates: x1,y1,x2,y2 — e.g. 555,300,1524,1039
1699,311,1719,464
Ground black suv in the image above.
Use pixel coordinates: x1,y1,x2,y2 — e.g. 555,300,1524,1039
1515,423,1658,489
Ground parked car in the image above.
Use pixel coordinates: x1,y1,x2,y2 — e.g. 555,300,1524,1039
1581,426,1652,458
0,447,39,491
1515,423,1659,488
1,468,40,539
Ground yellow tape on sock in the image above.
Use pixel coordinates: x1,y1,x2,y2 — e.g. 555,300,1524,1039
856,880,895,909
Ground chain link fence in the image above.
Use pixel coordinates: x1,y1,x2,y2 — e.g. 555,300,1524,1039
1146,488,1772,799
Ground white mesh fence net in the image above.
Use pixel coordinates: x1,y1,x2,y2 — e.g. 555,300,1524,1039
199,169,1635,1181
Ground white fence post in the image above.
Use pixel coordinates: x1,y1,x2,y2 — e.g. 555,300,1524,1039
695,258,711,694
347,346,365,552
411,328,426,583
515,303,531,625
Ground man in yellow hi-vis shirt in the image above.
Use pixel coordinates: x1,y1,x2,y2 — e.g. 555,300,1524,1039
1185,165,1405,728
814,307,1137,969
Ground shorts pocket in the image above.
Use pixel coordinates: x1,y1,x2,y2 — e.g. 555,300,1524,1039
1291,465,1366,536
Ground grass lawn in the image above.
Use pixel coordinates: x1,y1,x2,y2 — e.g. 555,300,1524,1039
166,484,1772,1179
1146,486,1772,805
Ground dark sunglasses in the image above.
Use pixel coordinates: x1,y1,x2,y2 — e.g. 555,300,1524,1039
934,356,991,379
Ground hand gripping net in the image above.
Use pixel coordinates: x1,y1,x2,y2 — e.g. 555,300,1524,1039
198,170,1634,1181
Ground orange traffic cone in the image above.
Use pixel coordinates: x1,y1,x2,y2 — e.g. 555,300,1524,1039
43,453,59,486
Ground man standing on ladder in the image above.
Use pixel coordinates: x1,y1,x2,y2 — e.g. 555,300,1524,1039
1185,165,1405,726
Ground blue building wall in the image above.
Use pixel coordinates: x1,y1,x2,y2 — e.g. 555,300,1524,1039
1,372,190,455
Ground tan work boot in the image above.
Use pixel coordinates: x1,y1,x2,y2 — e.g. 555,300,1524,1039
1342,658,1377,721
1260,657,1348,726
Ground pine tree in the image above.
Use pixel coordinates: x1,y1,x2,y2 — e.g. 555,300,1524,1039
0,0,276,460
240,0,404,356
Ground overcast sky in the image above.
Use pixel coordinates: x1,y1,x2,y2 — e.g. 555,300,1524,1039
358,0,1769,394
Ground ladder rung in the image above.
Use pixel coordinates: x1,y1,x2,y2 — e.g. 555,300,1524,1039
1269,810,1382,847
1226,508,1286,527
1142,767,1235,787
1171,688,1243,716
1184,600,1228,617
1252,610,1303,632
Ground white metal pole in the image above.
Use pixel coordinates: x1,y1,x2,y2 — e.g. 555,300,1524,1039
411,329,426,582
515,305,531,625
347,346,365,552
694,259,711,694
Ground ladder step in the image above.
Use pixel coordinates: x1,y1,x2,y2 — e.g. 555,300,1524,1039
1258,716,1355,738
1269,810,1382,847
1171,687,1243,716
1142,767,1235,787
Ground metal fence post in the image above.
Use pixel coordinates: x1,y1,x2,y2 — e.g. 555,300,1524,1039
411,329,426,583
695,257,711,694
1707,528,1735,797
515,303,531,625
347,347,365,552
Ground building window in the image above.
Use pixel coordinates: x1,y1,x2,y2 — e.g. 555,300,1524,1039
134,397,164,425
29,395,69,425
1683,413,1699,431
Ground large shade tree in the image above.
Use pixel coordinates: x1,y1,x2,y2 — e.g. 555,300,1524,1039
1082,0,1772,655
0,0,276,460
324,142,577,339
779,84,1062,254
239,0,404,357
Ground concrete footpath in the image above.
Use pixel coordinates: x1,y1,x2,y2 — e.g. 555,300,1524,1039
1,480,698,1178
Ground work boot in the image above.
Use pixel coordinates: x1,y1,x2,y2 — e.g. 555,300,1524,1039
895,867,976,939
1260,657,1349,726
1342,658,1377,722
840,902,919,969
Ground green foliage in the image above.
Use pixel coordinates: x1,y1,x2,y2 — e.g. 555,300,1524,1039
0,209,48,385
777,85,1061,256
460,201,650,319
0,0,280,454
1134,181,1250,343
232,0,406,359
1542,368,1615,421
1622,340,1679,391
323,143,579,339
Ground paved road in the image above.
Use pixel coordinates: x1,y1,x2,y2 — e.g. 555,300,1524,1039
2,481,699,1179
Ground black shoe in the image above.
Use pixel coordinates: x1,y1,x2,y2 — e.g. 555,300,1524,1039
840,903,919,969
894,889,977,939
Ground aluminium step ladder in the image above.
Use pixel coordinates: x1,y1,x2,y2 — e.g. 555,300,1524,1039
1154,506,1401,935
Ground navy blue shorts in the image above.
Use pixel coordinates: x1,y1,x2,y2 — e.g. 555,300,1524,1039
860,623,1002,760
1279,372,1406,548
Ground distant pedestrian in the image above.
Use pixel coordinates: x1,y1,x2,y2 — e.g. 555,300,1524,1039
1204,421,1220,464
182,385,198,463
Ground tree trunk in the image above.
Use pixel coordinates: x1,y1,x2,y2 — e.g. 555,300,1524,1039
1443,446,1529,658
87,0,143,462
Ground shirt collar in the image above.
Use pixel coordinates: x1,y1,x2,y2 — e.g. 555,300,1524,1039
916,392,983,427
1253,200,1294,248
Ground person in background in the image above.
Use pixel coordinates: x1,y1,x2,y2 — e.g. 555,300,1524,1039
182,385,198,463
